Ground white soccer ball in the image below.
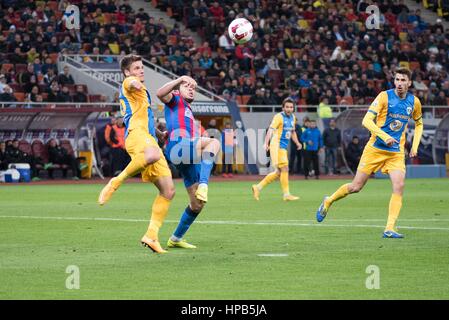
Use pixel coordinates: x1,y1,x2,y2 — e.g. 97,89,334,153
228,18,253,44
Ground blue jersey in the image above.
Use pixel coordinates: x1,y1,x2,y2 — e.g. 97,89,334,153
368,89,422,153
164,92,199,142
270,112,296,150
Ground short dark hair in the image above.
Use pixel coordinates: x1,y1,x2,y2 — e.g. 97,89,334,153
395,67,412,80
282,97,295,108
120,54,142,75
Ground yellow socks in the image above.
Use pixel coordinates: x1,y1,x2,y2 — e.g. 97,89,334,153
324,183,350,210
145,195,171,240
113,153,148,188
385,193,402,231
280,171,289,195
257,171,280,190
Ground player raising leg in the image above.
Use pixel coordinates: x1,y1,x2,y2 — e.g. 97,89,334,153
316,67,423,238
252,98,302,201
98,54,175,253
157,76,220,249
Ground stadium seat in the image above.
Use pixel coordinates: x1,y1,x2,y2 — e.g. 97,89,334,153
241,95,251,105
49,53,59,64
108,43,120,55
1,63,14,73
400,42,412,52
89,95,103,102
267,70,282,88
358,60,368,71
399,61,410,69
298,19,309,29
9,83,23,92
399,32,408,42
409,61,421,71
15,63,27,73
13,92,25,102
340,96,354,105
335,40,347,49
168,35,178,45
47,1,58,11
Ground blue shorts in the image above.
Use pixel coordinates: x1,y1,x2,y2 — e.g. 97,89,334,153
165,137,201,188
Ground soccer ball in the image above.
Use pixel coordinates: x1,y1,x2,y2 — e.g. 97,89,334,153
228,18,253,44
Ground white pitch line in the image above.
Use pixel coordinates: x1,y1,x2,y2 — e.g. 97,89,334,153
258,253,289,257
1,215,449,231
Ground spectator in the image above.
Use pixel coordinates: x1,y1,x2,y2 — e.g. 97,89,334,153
104,117,130,176
317,97,333,127
58,66,75,86
345,135,363,173
0,75,9,94
0,86,17,107
431,91,448,106
248,88,268,105
289,115,305,175
58,86,73,102
5,139,43,180
301,119,323,179
73,85,88,103
322,119,341,175
0,141,7,170
47,139,81,180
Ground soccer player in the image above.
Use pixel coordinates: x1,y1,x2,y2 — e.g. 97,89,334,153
252,98,302,201
157,76,220,249
316,67,424,238
97,54,175,253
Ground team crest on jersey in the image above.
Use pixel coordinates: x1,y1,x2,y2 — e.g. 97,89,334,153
406,106,412,115
389,120,403,131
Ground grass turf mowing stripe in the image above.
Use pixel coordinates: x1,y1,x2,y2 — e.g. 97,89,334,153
1,215,449,231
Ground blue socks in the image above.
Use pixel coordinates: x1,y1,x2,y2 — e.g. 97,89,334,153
199,151,215,185
172,206,200,240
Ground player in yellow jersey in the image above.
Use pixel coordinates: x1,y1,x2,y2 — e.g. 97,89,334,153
252,98,302,201
97,54,175,253
316,67,424,238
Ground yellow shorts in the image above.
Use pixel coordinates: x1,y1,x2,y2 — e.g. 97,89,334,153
125,128,172,183
358,145,405,175
270,146,289,168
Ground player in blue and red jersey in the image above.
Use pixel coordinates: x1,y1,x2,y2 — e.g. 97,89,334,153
157,76,220,249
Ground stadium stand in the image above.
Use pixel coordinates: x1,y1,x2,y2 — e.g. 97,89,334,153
0,0,448,109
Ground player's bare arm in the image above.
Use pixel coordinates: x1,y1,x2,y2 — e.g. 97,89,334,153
157,76,196,103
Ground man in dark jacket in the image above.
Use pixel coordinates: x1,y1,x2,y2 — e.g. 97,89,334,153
322,119,341,175
301,119,323,179
47,139,80,179
0,141,8,170
5,139,42,179
345,135,363,174
289,115,307,175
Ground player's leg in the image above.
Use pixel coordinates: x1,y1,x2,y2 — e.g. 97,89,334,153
383,170,405,238
278,149,299,201
98,131,160,205
141,174,175,253
252,144,280,200
316,170,370,222
168,183,204,249
194,137,220,202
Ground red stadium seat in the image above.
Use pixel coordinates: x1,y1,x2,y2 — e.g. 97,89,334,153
9,83,23,93
339,96,353,105
89,94,103,102
32,140,49,163
409,61,421,71
14,92,25,102
50,53,59,64
47,1,58,12
241,95,251,105
1,63,14,73
15,63,27,73
358,60,368,71
267,70,282,88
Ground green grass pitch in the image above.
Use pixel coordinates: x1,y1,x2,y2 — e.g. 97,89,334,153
1,178,448,299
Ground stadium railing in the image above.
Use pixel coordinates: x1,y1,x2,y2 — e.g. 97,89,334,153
0,102,118,110
239,104,449,118
59,54,225,102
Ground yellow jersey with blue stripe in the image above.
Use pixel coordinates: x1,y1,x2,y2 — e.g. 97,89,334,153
367,89,422,153
119,76,155,138
270,112,296,150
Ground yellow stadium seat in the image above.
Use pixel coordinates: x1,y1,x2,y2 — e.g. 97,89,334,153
298,19,309,29
108,43,120,55
285,48,292,59
399,32,408,42
399,61,410,69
